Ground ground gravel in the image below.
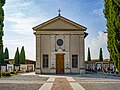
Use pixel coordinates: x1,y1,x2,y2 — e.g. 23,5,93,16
80,83,120,90
0,83,42,90
1,75,48,81
0,74,48,90
73,73,120,90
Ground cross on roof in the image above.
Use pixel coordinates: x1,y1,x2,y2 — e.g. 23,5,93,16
58,9,61,16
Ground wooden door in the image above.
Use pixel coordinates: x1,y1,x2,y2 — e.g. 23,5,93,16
56,54,64,74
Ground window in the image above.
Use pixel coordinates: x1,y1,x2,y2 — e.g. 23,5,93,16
43,54,48,68
72,55,78,68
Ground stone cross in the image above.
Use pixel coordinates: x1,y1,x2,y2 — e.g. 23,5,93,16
58,9,61,16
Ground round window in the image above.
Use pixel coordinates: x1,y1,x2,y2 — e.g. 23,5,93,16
57,39,63,46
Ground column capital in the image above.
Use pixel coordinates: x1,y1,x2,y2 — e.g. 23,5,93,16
64,35,70,38
79,35,84,38
51,35,56,38
36,34,41,38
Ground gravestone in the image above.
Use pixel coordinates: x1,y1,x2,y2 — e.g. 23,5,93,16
1,65,6,72
7,64,14,72
20,64,27,72
14,65,20,71
96,62,102,71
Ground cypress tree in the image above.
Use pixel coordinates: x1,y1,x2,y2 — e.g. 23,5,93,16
104,0,120,73
4,47,9,59
87,47,91,61
14,47,19,64
19,46,26,64
99,48,103,62
110,55,113,61
0,49,4,64
0,0,5,64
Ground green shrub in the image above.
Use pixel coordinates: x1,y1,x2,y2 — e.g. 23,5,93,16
1,72,6,76
17,70,24,73
5,72,11,76
26,70,30,73
10,71,17,74
1,72,11,77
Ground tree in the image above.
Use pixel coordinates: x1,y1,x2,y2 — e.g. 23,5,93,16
4,47,9,59
14,47,19,64
0,0,5,64
110,55,113,61
0,49,4,64
87,47,91,61
19,46,26,64
99,48,103,62
104,0,120,73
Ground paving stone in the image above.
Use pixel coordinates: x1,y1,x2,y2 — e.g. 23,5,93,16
51,77,73,90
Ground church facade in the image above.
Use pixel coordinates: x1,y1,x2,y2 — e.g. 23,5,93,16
33,15,88,74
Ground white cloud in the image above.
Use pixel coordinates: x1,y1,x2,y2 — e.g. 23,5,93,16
4,0,47,35
93,8,103,17
86,31,109,59
4,37,35,60
91,31,107,49
3,0,47,60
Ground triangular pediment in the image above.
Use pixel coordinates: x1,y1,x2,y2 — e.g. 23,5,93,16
33,15,87,31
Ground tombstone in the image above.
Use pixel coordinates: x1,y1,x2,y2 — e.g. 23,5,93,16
14,65,20,71
27,64,34,72
96,62,102,71
27,66,33,71
1,65,6,72
7,64,14,73
88,63,92,71
110,62,114,71
85,63,89,70
102,63,109,72
20,64,27,72
92,64,96,71
91,64,93,70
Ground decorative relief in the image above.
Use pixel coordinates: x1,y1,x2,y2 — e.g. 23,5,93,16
58,48,63,53
51,52,55,68
64,52,70,68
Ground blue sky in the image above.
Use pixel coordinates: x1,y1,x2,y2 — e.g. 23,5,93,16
3,0,109,60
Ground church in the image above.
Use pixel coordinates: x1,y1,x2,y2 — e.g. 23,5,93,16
33,12,88,74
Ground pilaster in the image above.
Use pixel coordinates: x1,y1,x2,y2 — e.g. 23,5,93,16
65,35,70,52
79,35,85,74
35,35,41,74
50,35,56,73
64,35,70,73
51,35,56,52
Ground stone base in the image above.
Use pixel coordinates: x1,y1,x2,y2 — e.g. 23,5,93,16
35,68,41,74
50,68,56,74
65,68,70,74
80,68,85,74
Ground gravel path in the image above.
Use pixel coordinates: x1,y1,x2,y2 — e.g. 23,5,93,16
0,73,49,90
80,83,120,90
0,83,42,90
51,77,73,90
73,73,120,90
0,75,48,81
1,72,120,90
